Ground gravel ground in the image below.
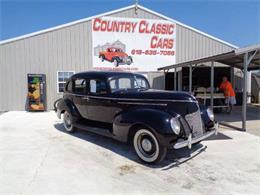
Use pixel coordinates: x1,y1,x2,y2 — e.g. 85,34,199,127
0,111,260,195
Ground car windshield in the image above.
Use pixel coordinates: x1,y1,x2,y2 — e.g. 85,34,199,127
109,75,150,93
115,48,122,52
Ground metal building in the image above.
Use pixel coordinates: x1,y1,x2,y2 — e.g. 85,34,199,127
0,4,238,111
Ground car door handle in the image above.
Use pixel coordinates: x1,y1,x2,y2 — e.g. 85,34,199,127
82,96,90,101
74,95,82,98
108,99,116,103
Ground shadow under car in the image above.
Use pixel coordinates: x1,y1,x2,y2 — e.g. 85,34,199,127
53,123,228,169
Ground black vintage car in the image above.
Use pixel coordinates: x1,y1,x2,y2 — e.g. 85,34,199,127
55,71,217,163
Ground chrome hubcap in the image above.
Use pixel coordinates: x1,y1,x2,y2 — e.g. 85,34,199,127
141,138,152,152
65,114,71,125
133,129,160,163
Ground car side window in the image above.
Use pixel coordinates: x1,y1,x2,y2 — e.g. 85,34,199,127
66,80,73,93
118,78,131,89
73,78,87,94
89,79,107,95
135,77,149,88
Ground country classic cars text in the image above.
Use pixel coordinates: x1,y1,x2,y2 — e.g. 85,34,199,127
92,18,175,49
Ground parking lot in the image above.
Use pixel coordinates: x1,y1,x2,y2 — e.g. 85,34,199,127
0,111,260,195
216,105,260,136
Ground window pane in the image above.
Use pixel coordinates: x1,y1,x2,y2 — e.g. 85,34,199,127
136,77,148,88
58,83,64,92
58,72,64,78
57,71,75,93
90,80,97,93
118,78,131,89
74,79,86,94
110,80,116,90
64,77,70,82
64,72,70,78
66,81,73,92
96,80,107,94
90,80,107,94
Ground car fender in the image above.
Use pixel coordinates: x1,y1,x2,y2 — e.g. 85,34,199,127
111,56,119,62
57,98,81,122
99,53,105,58
199,104,215,129
112,108,178,143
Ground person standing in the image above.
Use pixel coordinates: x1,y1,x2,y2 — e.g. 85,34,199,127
219,76,236,112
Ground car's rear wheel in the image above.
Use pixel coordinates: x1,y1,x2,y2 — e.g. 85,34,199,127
133,128,167,163
100,55,105,62
127,56,133,65
63,111,75,133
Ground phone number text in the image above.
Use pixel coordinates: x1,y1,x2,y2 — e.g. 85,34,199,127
131,49,175,56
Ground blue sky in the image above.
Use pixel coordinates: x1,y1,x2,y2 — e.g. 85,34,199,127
0,0,259,47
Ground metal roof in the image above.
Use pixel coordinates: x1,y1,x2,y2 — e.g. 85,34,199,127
72,71,144,78
158,44,260,71
0,4,237,48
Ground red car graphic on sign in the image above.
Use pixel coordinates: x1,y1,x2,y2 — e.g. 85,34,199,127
99,47,133,67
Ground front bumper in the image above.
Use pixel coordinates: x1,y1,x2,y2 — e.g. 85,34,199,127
173,123,218,149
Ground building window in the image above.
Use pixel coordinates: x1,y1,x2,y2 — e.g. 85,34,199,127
57,71,75,93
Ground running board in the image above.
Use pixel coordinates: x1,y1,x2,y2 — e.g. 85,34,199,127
74,122,114,138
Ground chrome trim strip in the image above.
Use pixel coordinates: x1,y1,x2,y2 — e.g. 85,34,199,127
117,102,167,106
173,129,216,149
65,92,196,103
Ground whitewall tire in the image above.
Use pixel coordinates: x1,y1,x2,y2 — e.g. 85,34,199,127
63,111,75,133
133,128,167,163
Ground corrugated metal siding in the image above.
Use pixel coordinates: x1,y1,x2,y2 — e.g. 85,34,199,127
0,22,92,110
147,72,165,89
0,7,164,111
176,24,234,63
0,45,3,110
0,7,236,111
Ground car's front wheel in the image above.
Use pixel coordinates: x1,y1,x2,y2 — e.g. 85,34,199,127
63,111,75,133
133,128,167,163
113,58,119,67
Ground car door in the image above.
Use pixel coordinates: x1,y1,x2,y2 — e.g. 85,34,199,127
106,49,113,61
86,78,114,123
72,78,88,118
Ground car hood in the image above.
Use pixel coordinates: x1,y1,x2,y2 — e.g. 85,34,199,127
111,89,196,102
116,52,128,57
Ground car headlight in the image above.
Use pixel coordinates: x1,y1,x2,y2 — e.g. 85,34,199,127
206,108,214,121
170,117,181,135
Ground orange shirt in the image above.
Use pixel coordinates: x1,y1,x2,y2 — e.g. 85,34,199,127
220,81,235,97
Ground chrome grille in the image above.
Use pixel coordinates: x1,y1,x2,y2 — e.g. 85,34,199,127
185,109,204,137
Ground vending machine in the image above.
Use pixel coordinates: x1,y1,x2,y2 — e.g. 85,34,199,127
27,74,46,111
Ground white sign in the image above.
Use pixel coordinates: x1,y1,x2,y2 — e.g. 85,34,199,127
92,17,176,72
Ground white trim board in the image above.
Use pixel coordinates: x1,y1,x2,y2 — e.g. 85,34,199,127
0,4,238,48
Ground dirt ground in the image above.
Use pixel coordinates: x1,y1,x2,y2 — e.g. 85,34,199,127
0,111,260,195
